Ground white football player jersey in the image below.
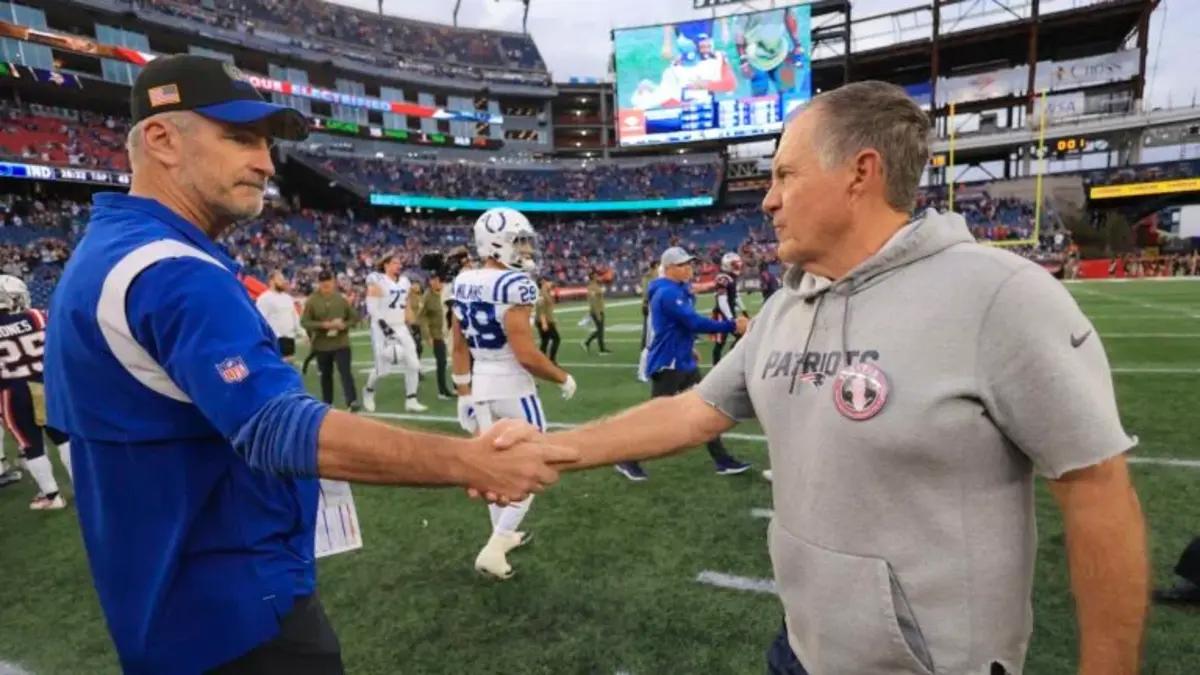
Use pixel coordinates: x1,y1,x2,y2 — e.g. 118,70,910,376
451,267,539,401
367,272,411,327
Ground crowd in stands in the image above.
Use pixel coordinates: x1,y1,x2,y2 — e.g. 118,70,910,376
0,101,130,173
223,204,772,296
1,184,1194,312
914,186,1069,248
142,0,548,84
302,153,723,202
0,196,84,306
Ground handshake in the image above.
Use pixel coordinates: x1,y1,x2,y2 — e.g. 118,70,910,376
457,419,576,505
734,316,750,335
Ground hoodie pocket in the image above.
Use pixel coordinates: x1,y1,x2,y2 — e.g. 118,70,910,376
769,520,935,675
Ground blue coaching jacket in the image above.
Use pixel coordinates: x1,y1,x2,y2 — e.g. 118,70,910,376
46,193,328,674
644,276,735,376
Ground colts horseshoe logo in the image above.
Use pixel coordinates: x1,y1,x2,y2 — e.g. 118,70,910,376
483,211,508,233
831,362,890,420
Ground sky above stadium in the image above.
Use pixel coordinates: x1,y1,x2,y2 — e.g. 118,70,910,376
350,0,1192,109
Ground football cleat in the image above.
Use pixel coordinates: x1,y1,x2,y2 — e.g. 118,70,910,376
715,456,752,476
615,462,649,482
405,398,429,413
30,494,67,510
0,469,22,488
362,388,377,412
474,535,515,580
498,530,533,554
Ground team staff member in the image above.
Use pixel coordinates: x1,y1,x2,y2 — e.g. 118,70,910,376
527,82,1148,674
583,269,612,354
45,55,575,675
535,278,561,363
614,247,750,481
419,273,455,399
256,270,304,362
302,270,360,411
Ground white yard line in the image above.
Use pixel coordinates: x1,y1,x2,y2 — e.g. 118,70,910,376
750,508,774,519
0,662,32,675
1100,333,1200,338
1072,286,1200,319
695,571,777,595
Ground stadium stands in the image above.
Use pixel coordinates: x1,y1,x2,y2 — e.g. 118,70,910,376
298,152,723,202
144,0,549,83
0,101,130,173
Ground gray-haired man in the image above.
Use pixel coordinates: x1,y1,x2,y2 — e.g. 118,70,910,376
510,81,1148,674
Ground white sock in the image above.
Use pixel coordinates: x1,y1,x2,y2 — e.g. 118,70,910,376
365,369,379,391
57,441,73,483
405,367,419,398
26,455,59,497
494,495,533,535
488,504,502,529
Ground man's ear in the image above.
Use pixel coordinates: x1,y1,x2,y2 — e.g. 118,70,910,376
849,148,884,199
138,117,186,169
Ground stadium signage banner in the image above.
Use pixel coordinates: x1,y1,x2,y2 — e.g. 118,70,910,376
0,161,130,187
0,19,502,125
937,66,1027,105
0,62,83,89
613,6,813,147
369,194,715,212
1043,50,1139,90
1089,179,1200,200
310,117,502,149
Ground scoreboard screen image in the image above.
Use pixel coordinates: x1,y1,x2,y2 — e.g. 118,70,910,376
613,5,812,147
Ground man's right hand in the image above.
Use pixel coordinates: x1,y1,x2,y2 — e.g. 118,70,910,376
378,319,396,339
734,316,750,335
459,419,578,504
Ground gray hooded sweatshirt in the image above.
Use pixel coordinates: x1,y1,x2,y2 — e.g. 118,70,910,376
698,209,1134,675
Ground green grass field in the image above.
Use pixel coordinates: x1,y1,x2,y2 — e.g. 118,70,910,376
2,279,1199,674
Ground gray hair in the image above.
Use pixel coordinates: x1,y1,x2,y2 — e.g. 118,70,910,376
808,80,930,211
125,111,195,157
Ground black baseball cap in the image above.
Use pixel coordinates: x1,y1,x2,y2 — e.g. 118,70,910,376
131,54,309,141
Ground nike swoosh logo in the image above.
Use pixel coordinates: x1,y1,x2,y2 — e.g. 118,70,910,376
1070,330,1093,348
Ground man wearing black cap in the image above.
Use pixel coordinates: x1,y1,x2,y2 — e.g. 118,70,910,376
44,54,577,674
301,269,360,411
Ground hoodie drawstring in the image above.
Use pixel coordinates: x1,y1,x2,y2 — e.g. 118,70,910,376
788,291,825,394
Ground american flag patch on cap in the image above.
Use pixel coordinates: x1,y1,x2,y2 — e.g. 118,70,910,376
216,356,250,383
148,83,181,107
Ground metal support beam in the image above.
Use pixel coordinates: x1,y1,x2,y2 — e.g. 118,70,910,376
843,3,852,84
1024,0,1039,115
930,1,940,114
1134,0,1152,108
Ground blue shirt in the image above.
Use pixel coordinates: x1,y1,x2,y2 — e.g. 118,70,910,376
46,193,328,674
644,277,735,376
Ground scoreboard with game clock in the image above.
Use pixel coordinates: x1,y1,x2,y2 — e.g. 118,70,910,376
613,6,813,147
627,94,798,145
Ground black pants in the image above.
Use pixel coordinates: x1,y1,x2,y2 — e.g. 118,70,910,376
1175,536,1200,585
432,338,453,397
766,623,809,675
585,312,606,351
1,382,64,459
316,348,357,407
210,594,344,675
640,306,649,350
410,325,424,359
713,332,739,365
277,337,296,358
651,369,731,462
538,322,561,363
